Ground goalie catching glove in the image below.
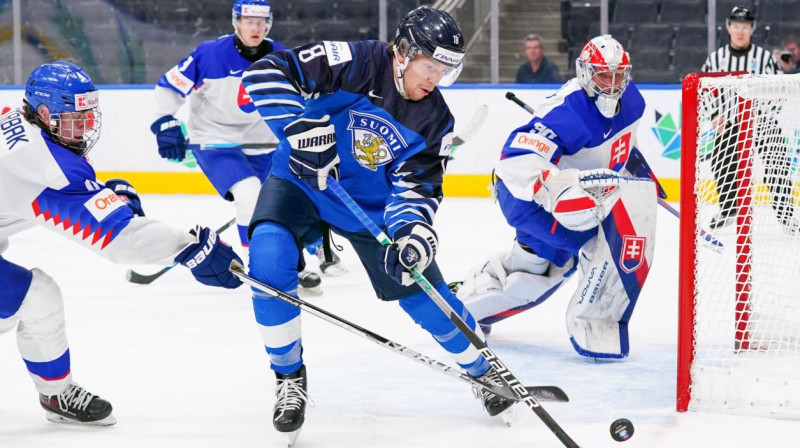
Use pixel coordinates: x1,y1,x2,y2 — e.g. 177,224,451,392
175,226,242,289
532,168,622,231
380,222,438,286
285,114,339,190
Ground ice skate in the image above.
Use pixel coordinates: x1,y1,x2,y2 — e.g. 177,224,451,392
273,365,311,446
40,383,115,426
317,250,347,277
472,367,516,419
298,270,322,296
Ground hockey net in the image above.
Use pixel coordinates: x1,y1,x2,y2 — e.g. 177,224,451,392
678,73,800,416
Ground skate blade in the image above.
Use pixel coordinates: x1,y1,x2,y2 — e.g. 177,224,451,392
284,428,302,447
298,286,323,297
320,264,348,277
45,411,117,426
499,405,518,427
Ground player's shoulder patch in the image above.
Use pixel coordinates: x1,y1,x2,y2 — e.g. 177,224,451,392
323,41,352,66
508,131,558,158
165,65,194,95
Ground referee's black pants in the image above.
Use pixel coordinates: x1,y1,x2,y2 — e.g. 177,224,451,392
711,119,794,223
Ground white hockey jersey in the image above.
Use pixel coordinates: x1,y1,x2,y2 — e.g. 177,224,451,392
154,35,286,151
0,109,193,265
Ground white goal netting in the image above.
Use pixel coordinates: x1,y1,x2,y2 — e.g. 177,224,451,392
688,74,800,416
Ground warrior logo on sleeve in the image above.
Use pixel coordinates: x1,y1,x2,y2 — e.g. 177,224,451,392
347,111,408,171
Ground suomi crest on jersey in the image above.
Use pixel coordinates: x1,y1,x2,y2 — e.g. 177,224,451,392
347,110,408,171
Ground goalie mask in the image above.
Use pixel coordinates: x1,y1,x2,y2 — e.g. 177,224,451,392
393,6,466,97
576,35,632,118
23,61,101,157
232,0,273,43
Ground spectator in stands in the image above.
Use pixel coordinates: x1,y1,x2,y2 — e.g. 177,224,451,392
700,6,794,231
515,34,561,83
778,35,800,74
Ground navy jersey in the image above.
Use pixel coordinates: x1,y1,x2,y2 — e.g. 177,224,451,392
497,78,646,202
242,40,455,236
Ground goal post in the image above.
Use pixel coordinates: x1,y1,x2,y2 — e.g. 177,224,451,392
678,72,800,416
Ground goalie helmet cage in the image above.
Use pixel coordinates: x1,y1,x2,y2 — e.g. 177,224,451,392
678,72,800,416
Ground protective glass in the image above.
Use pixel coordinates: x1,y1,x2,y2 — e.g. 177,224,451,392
237,16,271,30
407,53,463,87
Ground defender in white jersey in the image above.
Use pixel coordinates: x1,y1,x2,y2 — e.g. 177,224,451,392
150,0,345,292
1,61,242,425
700,5,794,230
455,36,659,359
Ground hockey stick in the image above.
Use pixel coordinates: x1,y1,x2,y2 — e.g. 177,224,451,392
186,142,278,151
229,260,567,403
125,218,237,285
327,178,581,448
451,104,489,148
505,91,725,249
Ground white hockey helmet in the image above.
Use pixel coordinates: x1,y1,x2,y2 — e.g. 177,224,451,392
575,35,632,117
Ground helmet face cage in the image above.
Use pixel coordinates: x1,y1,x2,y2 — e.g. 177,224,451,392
24,61,101,156
394,6,465,87
231,0,273,38
576,36,632,101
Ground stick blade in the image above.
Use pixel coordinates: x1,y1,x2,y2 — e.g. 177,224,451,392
526,386,569,402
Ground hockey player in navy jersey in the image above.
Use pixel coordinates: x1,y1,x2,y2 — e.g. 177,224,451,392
0,61,242,425
150,0,345,295
456,35,659,360
241,6,516,441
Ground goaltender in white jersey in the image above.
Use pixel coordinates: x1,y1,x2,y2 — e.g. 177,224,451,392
456,35,660,359
0,61,242,426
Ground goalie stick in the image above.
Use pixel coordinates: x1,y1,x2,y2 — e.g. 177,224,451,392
229,261,567,404
505,91,724,249
125,218,236,285
327,178,581,448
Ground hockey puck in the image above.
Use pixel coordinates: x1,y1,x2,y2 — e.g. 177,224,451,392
610,418,634,442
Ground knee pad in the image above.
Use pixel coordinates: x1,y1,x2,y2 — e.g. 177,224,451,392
229,177,262,226
249,222,300,294
15,269,65,325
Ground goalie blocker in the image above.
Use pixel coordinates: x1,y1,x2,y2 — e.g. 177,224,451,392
457,174,656,358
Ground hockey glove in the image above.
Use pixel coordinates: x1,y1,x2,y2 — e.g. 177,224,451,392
380,222,438,286
284,115,339,190
105,178,145,217
175,225,242,289
150,115,187,161
532,168,621,231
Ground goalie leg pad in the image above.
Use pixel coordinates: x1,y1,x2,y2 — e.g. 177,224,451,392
565,178,657,358
458,243,577,322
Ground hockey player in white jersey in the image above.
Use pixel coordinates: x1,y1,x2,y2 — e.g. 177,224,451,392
0,61,242,425
456,35,659,359
150,0,346,294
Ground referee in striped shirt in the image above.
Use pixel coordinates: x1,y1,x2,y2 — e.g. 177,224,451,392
700,6,793,230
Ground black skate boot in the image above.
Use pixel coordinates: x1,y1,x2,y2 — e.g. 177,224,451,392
298,270,322,296
40,383,115,426
317,250,347,277
473,367,516,417
273,365,310,445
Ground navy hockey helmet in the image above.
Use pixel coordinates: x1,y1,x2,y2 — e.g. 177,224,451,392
232,0,273,37
393,6,465,87
727,6,755,29
24,61,101,156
